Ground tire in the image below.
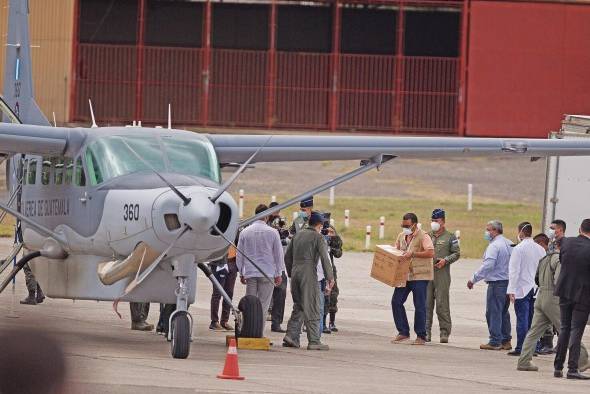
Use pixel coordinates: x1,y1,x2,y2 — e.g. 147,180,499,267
170,313,191,359
237,295,263,338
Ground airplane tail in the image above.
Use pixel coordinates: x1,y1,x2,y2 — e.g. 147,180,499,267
2,0,49,126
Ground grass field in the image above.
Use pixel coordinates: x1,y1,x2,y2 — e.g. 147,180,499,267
0,195,542,259
239,195,542,259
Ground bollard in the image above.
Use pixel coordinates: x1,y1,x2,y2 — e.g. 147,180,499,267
329,186,335,206
455,230,461,245
365,225,371,250
344,209,350,228
271,195,276,203
379,216,385,239
238,189,244,218
330,218,335,227
467,184,473,211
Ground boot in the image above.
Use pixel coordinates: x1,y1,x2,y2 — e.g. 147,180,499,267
307,342,329,350
20,294,37,305
35,285,45,304
131,321,154,331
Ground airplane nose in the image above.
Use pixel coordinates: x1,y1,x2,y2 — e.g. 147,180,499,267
178,191,219,232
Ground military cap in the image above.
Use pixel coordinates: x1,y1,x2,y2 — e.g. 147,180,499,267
309,211,324,226
431,208,445,219
300,196,314,208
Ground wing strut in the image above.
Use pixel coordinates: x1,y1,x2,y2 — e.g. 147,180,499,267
239,154,395,228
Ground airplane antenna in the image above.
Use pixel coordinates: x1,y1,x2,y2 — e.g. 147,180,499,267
168,103,172,130
88,99,98,128
52,112,57,127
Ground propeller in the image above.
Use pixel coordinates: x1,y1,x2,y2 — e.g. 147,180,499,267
209,136,272,203
212,224,276,287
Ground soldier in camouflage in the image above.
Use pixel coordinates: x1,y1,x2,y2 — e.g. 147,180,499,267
426,208,461,343
20,263,44,305
323,225,343,333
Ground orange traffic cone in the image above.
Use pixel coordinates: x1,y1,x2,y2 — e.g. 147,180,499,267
217,338,245,380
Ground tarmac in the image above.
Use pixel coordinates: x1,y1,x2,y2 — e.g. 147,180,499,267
1,238,589,393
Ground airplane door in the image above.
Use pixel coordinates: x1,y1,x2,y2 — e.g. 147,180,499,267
69,156,91,236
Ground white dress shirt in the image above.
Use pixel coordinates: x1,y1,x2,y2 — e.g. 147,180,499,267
236,220,285,279
507,238,546,299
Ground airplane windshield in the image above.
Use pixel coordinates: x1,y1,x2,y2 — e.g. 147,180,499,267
85,135,220,185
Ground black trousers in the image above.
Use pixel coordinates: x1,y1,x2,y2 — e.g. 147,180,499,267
210,261,238,324
554,297,590,372
271,272,288,328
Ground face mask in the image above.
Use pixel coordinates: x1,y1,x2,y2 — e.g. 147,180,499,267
547,229,556,239
517,224,531,242
298,211,308,220
484,231,493,241
431,222,441,232
402,227,412,236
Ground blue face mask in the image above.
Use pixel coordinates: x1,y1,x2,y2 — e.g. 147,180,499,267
484,231,493,242
298,211,308,220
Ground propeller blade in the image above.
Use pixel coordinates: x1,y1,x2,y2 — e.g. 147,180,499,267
210,136,272,203
212,225,276,287
123,225,190,295
120,139,192,206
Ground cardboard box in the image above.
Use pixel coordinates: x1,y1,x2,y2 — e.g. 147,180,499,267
370,245,410,287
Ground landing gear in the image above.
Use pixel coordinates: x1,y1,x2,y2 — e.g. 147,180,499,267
168,255,195,359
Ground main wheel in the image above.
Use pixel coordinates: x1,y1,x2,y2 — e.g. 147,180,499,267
237,295,263,338
170,313,191,359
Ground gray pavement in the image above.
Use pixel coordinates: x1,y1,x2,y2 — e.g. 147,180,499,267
1,238,588,393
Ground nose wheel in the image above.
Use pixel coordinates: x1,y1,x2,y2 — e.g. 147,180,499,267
168,255,195,359
170,312,191,359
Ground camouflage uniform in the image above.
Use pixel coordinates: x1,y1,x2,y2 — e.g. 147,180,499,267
20,263,44,304
426,229,460,341
325,227,343,322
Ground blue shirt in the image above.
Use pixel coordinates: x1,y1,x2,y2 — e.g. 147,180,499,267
472,234,513,283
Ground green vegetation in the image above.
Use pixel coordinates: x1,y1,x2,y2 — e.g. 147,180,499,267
239,195,542,258
0,216,15,238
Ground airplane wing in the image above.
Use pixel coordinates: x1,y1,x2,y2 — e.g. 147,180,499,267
0,122,85,156
207,134,590,164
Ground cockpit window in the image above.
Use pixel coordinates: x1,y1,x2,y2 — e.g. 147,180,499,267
84,135,220,185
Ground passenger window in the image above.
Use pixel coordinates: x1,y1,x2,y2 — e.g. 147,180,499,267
53,157,64,185
74,157,86,186
64,158,73,185
27,159,37,185
22,159,28,185
41,158,51,185
85,149,103,185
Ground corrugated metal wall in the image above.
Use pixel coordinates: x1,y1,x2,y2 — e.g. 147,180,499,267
0,0,74,125
466,0,590,137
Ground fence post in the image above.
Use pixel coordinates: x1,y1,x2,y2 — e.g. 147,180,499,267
344,209,350,228
329,186,335,206
467,184,473,211
379,216,385,239
239,189,244,218
365,225,371,250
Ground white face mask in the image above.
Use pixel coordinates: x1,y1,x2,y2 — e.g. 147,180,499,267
547,229,556,239
431,222,441,232
402,227,412,236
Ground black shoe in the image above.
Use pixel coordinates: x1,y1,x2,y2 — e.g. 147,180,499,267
271,326,286,333
537,346,554,355
554,370,563,378
35,290,45,304
507,350,521,356
323,327,332,334
567,371,590,380
329,323,338,332
20,295,37,305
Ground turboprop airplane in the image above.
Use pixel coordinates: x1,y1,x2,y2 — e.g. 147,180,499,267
2,0,590,359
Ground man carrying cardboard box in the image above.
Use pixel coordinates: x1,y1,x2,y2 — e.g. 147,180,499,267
391,213,435,345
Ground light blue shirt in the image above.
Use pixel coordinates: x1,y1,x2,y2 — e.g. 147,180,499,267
236,220,285,279
472,234,513,283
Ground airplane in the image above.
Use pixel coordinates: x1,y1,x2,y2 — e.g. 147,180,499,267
2,0,590,359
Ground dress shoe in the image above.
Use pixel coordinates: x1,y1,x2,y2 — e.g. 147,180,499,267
20,295,37,305
329,323,338,332
412,337,427,345
501,341,512,350
323,326,332,334
554,370,563,378
131,321,154,331
507,350,521,356
517,363,538,372
282,336,300,348
567,371,590,380
271,326,286,333
208,321,224,331
391,334,410,344
537,346,554,355
220,322,234,331
480,343,501,350
307,343,329,350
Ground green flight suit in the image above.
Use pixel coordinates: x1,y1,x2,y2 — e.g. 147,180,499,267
517,253,589,368
426,229,460,340
284,226,334,346
289,215,307,236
